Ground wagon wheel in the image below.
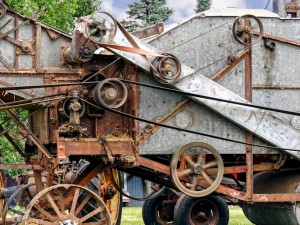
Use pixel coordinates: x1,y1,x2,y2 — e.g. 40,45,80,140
22,184,111,225
232,14,263,45
170,142,224,197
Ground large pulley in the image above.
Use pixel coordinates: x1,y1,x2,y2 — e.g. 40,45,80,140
170,142,224,197
89,78,128,109
232,14,263,45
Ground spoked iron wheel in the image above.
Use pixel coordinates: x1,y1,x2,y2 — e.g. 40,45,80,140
170,142,224,197
22,184,111,225
232,14,263,45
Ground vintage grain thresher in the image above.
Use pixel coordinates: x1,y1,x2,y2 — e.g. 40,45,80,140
0,0,300,224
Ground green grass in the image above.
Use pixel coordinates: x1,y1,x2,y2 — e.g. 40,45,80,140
229,206,253,225
121,207,142,225
121,206,254,225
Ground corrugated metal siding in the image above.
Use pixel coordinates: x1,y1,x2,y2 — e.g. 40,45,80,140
126,175,146,207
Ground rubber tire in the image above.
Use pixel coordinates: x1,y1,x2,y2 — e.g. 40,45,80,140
174,195,229,225
142,195,175,225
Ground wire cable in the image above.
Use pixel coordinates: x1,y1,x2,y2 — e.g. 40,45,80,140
80,98,300,152
265,0,271,9
120,79,300,117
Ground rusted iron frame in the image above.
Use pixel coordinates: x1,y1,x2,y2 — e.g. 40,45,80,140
32,21,38,70
211,49,248,82
137,99,192,144
14,14,18,69
129,67,140,154
245,18,253,201
1,32,26,50
131,23,164,39
252,31,300,47
49,96,59,143
46,28,60,41
138,155,273,176
137,156,170,175
0,69,84,75
0,164,41,170
0,99,52,159
33,171,45,193
0,9,46,40
206,163,273,175
64,163,108,206
35,24,41,71
138,156,300,202
0,82,97,92
57,138,134,156
216,185,300,203
0,97,63,110
0,94,64,111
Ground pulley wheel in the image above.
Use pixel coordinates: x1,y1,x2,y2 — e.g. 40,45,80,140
170,142,224,197
85,11,117,44
232,14,263,45
152,53,181,83
92,78,128,109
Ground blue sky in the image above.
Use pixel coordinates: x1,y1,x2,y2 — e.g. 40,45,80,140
101,0,273,23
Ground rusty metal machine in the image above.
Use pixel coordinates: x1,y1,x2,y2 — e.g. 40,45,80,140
0,0,300,224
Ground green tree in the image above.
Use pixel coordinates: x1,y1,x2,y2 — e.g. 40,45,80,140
5,0,102,33
122,0,173,32
0,109,27,177
195,0,211,13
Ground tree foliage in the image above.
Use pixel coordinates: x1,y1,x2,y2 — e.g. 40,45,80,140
5,0,102,33
0,110,27,177
122,0,173,32
195,0,211,13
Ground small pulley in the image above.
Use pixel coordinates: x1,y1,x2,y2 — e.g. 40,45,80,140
89,78,128,109
0,2,6,18
152,53,181,84
232,14,263,45
85,11,117,44
58,98,86,119
79,41,94,62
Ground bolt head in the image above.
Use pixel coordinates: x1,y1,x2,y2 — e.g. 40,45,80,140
194,164,203,174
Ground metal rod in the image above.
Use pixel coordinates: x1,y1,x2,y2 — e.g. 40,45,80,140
245,18,253,201
0,82,97,91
